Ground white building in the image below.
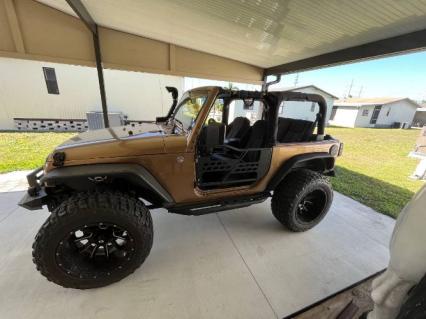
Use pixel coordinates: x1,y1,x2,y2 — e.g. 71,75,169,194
0,57,183,131
230,85,338,125
412,103,426,128
329,97,420,128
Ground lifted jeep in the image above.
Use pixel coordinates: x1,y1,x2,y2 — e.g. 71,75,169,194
19,86,342,289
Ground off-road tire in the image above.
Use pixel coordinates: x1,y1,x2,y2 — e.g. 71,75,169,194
271,169,333,232
32,190,153,289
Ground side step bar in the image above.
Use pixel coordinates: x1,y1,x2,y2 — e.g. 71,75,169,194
168,193,270,216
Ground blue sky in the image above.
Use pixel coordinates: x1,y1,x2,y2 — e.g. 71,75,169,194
188,51,426,102
274,51,426,101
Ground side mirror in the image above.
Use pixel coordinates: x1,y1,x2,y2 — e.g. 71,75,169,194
243,98,255,108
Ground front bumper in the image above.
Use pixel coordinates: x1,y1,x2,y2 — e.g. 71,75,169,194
18,167,48,211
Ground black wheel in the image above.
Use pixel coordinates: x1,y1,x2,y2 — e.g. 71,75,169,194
271,169,333,232
32,190,153,289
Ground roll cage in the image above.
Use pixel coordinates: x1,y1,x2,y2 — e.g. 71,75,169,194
159,86,328,146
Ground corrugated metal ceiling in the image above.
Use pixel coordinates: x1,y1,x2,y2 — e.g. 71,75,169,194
37,0,426,68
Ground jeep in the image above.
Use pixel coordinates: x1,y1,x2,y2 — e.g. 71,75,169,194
19,86,342,289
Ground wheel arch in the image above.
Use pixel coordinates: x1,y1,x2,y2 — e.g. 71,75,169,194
266,152,335,191
41,163,174,207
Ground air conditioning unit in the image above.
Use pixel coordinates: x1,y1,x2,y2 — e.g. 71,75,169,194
86,112,124,130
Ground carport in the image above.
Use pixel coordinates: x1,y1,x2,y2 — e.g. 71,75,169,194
0,0,426,318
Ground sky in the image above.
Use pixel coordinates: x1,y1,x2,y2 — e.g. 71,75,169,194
187,51,426,102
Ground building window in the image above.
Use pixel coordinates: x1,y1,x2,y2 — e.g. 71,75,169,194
386,108,391,116
310,102,316,112
42,67,59,94
370,105,382,124
362,109,369,116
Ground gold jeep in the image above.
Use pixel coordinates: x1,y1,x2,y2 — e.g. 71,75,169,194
19,86,342,289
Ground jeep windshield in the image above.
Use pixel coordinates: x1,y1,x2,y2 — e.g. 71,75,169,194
172,92,208,132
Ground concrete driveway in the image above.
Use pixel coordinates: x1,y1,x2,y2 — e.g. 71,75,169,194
0,172,394,319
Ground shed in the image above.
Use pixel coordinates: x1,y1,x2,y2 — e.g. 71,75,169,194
330,97,420,128
413,103,426,128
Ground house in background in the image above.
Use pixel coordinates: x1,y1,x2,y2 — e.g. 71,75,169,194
412,103,426,128
329,97,420,128
231,85,338,125
0,57,183,131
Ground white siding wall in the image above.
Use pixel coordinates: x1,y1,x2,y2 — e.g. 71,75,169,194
329,106,358,127
0,57,183,130
376,101,417,127
354,105,376,127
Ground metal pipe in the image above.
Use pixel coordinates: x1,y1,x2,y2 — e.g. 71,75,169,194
93,27,109,128
262,74,281,92
66,0,109,128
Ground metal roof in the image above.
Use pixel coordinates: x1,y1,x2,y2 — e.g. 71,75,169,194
335,97,421,108
273,85,339,99
37,0,426,73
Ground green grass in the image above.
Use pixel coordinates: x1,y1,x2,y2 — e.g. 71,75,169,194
0,132,74,173
328,127,424,218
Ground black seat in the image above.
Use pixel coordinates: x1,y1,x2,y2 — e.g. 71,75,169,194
198,123,225,155
277,117,315,143
225,117,250,146
242,120,267,161
243,120,267,148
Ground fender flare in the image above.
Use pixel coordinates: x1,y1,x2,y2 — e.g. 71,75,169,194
266,152,335,191
41,163,174,205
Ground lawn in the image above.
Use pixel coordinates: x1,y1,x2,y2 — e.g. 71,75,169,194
0,132,74,173
0,129,424,218
328,127,424,218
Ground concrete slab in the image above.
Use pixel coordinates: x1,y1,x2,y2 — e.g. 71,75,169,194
0,170,31,193
0,190,394,319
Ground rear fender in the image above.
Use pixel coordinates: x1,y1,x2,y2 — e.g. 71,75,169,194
266,152,335,191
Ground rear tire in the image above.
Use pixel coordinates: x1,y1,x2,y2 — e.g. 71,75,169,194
271,169,333,232
32,190,153,289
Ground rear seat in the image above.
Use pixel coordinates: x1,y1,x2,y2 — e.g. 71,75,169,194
277,117,315,143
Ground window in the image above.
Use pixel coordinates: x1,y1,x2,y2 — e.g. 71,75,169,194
370,105,382,124
362,109,369,116
42,67,59,94
278,105,284,114
386,108,391,116
173,94,207,131
310,102,316,112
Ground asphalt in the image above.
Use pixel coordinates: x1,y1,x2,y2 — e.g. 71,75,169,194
0,172,394,319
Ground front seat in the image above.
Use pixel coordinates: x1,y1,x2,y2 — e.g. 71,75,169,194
242,120,267,161
225,117,250,147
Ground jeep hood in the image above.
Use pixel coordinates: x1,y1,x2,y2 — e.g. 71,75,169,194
52,123,168,161
58,123,163,148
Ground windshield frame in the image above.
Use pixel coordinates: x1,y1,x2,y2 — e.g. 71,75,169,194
171,91,209,132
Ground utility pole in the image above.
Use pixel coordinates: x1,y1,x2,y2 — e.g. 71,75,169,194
358,86,363,97
294,73,299,86
347,79,354,98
